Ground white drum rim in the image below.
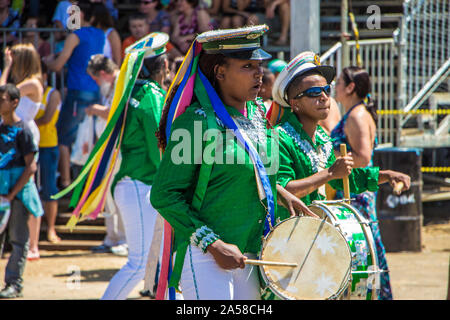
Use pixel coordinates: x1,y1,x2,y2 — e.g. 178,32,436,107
310,200,379,268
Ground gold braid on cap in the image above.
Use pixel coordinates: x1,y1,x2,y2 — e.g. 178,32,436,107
314,54,321,66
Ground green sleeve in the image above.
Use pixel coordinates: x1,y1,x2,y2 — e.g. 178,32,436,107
329,166,380,194
138,95,162,168
276,131,296,188
150,109,218,245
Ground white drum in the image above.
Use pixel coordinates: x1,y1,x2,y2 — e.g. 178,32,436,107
259,216,352,300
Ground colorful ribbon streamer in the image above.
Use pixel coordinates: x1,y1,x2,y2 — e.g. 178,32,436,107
155,40,202,300
52,50,146,230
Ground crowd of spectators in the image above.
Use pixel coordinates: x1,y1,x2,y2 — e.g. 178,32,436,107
2,0,291,60
0,0,288,264
0,0,290,299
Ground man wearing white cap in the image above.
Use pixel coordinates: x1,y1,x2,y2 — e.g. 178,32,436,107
101,32,171,300
272,51,411,226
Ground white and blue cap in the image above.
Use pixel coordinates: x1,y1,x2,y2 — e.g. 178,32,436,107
272,51,336,106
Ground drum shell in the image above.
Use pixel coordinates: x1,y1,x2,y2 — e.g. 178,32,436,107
308,201,379,300
373,148,423,252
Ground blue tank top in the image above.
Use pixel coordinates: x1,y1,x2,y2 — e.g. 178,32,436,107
67,27,105,91
330,102,378,166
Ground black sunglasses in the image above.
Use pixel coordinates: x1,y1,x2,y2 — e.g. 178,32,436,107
293,84,331,99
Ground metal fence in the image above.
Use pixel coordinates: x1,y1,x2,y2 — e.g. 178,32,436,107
396,0,450,144
321,38,398,145
320,0,450,146
0,27,68,100
398,0,449,110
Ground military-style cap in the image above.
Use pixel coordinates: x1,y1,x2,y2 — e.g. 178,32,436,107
196,25,272,60
125,31,169,58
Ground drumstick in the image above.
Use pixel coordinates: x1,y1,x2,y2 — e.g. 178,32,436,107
245,259,298,267
393,181,404,195
340,144,351,204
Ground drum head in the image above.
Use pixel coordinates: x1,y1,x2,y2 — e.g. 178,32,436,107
261,216,351,300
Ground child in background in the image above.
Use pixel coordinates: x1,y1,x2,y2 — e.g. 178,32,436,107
23,16,51,59
0,83,43,299
0,43,44,261
34,63,62,245
121,13,151,59
122,13,181,62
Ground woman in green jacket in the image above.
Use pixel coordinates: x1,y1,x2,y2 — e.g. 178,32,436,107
150,25,314,300
101,32,171,300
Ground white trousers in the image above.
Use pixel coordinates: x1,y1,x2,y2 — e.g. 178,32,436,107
101,177,157,300
102,189,126,247
180,245,261,300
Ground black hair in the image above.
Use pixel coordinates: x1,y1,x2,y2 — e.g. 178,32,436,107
129,12,149,23
0,83,21,103
341,66,377,123
186,0,199,7
136,0,164,10
172,56,185,74
91,3,115,29
78,0,94,23
138,53,168,80
198,51,228,90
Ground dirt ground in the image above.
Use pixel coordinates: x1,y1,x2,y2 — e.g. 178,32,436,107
1,222,449,300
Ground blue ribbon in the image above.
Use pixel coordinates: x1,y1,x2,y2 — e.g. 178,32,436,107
165,43,197,143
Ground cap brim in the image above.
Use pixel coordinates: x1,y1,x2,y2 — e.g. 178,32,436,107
219,48,272,60
316,66,336,84
286,65,336,90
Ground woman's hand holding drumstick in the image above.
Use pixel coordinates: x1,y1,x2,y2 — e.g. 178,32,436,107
207,240,298,269
207,240,246,270
378,170,411,195
390,173,411,195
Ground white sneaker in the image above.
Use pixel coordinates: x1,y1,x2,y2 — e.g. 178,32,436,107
111,244,128,256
